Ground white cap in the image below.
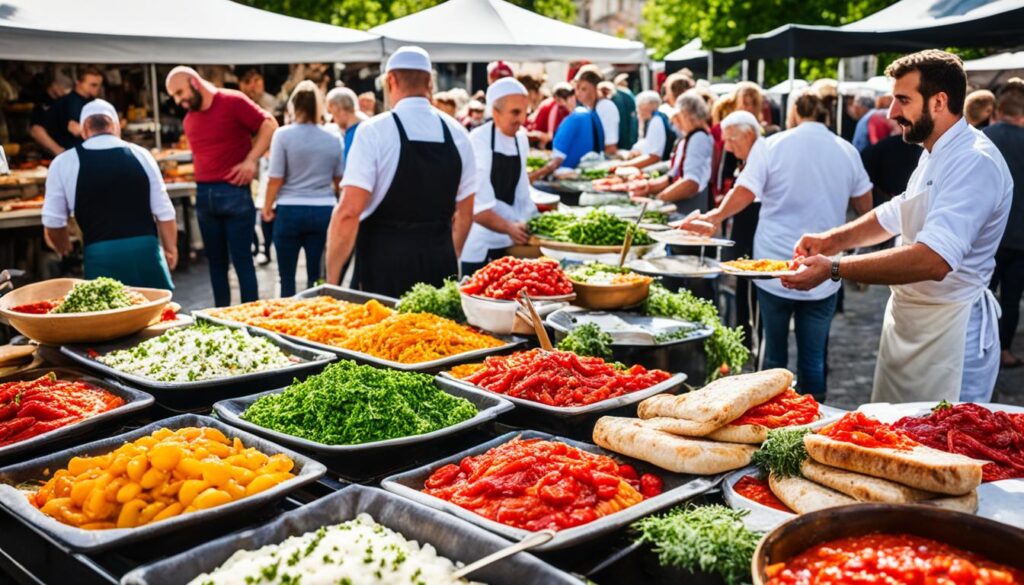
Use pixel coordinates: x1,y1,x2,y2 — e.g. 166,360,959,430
486,77,528,107
79,99,119,127
720,110,760,132
385,46,432,73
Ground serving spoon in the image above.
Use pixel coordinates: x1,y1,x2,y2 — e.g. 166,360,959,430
450,529,557,580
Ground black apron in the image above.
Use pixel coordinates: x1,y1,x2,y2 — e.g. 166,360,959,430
74,144,173,290
353,112,461,297
673,128,710,216
490,122,522,206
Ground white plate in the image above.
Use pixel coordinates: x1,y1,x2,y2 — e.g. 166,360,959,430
530,188,561,206
628,256,722,277
650,229,734,247
718,260,801,279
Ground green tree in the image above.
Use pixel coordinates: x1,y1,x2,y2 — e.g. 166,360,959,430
242,0,576,30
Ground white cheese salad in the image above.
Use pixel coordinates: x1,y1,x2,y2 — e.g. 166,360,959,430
187,513,481,585
98,323,295,382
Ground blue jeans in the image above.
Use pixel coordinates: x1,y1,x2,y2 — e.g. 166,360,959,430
757,288,838,400
196,183,258,307
272,205,331,297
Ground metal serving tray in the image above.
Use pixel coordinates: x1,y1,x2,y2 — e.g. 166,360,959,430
213,376,514,455
546,308,714,347
382,430,723,551
121,485,584,585
58,323,335,408
196,285,525,373
439,371,687,419
0,367,154,464
0,414,326,553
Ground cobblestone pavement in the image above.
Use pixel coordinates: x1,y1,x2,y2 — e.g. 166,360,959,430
172,256,1024,409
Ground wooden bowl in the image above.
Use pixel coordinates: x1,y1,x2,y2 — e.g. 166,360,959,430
0,278,171,345
752,504,1024,584
505,244,542,258
571,278,651,310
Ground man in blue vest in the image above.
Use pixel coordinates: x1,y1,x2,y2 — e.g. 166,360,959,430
41,100,177,289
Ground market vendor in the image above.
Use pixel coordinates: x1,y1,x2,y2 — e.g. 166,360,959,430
528,93,604,181
41,99,177,289
781,50,1014,404
627,91,712,215
461,78,535,275
615,91,676,170
29,67,103,156
324,46,476,297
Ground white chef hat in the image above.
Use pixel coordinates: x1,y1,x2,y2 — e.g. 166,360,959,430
79,99,119,127
385,46,432,73
486,77,528,107
719,110,761,132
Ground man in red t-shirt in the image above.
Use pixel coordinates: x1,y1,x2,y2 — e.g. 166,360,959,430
165,66,278,306
526,82,575,150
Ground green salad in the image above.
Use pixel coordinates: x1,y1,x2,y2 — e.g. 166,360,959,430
527,210,652,246
241,360,477,445
52,277,138,314
98,323,294,382
397,279,464,322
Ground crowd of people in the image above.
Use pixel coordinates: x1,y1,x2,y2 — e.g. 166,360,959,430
32,46,1023,404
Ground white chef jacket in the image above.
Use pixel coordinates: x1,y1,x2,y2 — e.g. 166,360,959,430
669,130,713,191
875,119,1013,305
42,134,176,229
595,99,620,147
340,97,476,220
461,122,536,263
874,118,1013,400
749,122,872,301
633,114,668,158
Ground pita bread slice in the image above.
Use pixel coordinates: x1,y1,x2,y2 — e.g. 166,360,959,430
636,369,793,437
593,417,757,475
800,459,938,503
768,472,857,514
923,491,978,514
804,433,984,496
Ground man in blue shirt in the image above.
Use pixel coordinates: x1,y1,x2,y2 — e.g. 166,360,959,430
326,86,368,171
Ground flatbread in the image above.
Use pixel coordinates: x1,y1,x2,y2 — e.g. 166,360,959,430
636,369,793,437
768,472,857,514
804,433,984,496
923,491,979,514
593,417,757,475
706,423,771,444
800,459,938,503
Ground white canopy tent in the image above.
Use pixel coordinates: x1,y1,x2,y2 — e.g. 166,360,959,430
370,0,648,63
964,51,1024,87
0,0,384,64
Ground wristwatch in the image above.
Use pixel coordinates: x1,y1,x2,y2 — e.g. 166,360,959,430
830,258,841,282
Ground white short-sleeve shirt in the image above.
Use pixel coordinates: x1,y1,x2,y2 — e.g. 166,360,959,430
42,134,176,229
672,130,713,191
874,118,1013,304
634,114,668,158
340,97,476,220
749,122,873,301
595,99,619,146
461,122,536,263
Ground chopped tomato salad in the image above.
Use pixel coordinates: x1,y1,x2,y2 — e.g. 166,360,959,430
423,437,662,531
734,475,792,513
0,373,124,447
819,412,919,451
450,349,671,407
10,300,60,314
894,403,1024,482
766,533,1024,585
729,389,819,428
460,257,573,300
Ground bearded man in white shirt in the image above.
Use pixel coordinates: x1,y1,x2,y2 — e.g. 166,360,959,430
782,50,1014,404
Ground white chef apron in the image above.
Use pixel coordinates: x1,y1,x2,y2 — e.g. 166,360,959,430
871,181,1000,403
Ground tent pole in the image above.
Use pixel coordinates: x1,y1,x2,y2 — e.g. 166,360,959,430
786,57,796,120
640,62,650,91
742,59,749,81
707,52,714,80
466,63,472,93
757,59,765,86
150,64,162,150
836,58,845,136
